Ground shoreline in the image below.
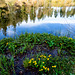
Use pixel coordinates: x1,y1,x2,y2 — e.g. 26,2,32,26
0,33,75,75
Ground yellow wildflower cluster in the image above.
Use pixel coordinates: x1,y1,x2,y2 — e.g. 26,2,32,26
28,60,31,64
52,65,56,68
40,55,46,58
43,62,44,63
39,54,51,61
40,55,43,57
33,61,36,63
28,58,38,67
48,54,51,57
69,38,72,40
6,42,8,45
47,68,49,71
43,66,49,71
39,69,43,71
40,54,51,58
33,61,38,66
47,58,49,60
33,61,37,65
28,58,34,64
38,58,40,60
43,56,46,58
31,58,34,60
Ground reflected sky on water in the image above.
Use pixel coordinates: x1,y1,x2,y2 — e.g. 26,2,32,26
0,6,75,39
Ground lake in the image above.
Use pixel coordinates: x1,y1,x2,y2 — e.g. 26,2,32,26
0,6,75,39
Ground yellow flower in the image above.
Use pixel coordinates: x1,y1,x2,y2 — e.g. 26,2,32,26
44,56,46,58
39,69,41,71
28,60,31,63
52,65,56,68
33,61,36,64
38,58,40,60
34,62,37,65
48,54,51,57
43,66,45,68
43,66,48,70
40,55,43,57
6,43,8,45
39,69,43,71
47,58,49,60
41,69,43,71
71,38,72,40
69,38,72,40
31,58,34,60
45,67,47,70
33,61,35,63
43,62,44,64
34,61,36,63
47,68,49,71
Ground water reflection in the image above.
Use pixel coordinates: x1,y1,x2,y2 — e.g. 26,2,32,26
0,6,75,39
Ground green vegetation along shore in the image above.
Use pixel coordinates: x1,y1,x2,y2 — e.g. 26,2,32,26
0,0,75,8
0,33,75,75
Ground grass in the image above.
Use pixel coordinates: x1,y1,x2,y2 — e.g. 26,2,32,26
0,0,75,8
0,33,75,75
26,55,74,75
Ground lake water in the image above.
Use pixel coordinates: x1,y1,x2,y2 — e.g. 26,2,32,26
0,6,75,39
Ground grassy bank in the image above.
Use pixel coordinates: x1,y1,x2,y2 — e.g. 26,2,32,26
0,33,75,75
0,0,75,8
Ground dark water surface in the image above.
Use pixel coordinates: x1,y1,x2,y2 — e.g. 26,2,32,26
0,6,75,39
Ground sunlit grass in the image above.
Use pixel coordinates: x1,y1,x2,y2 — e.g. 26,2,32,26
0,0,75,7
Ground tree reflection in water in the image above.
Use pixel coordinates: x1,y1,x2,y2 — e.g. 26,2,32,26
0,4,75,37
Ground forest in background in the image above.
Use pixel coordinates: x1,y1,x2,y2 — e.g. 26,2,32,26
0,0,75,7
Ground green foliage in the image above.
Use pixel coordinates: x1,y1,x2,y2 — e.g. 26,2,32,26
23,58,30,68
0,38,14,54
27,54,74,74
0,33,75,56
47,39,56,49
0,33,75,74
8,42,16,54
0,55,15,75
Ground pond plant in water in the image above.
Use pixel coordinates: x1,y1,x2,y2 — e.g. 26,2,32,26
0,33,75,75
